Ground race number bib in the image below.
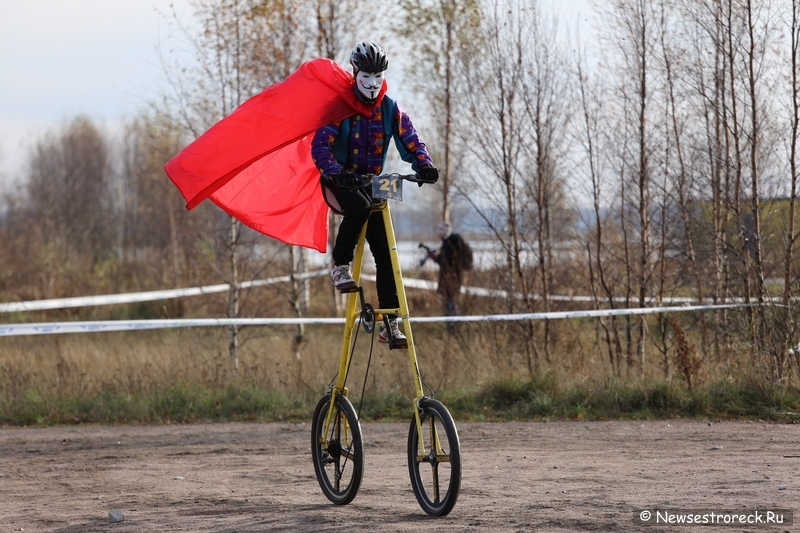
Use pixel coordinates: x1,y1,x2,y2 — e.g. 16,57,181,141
372,173,403,202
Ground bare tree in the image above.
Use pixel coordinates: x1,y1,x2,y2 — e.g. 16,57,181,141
456,0,571,373
670,0,736,363
596,0,662,373
711,0,779,372
24,116,113,297
158,0,309,373
396,0,481,222
458,1,539,372
520,6,572,363
782,0,800,379
575,43,626,375
120,113,196,289
743,0,768,362
658,0,706,359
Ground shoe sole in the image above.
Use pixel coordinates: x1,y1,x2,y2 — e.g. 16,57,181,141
378,334,407,347
391,338,409,349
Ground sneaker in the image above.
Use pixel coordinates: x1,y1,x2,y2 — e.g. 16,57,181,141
331,264,356,290
378,318,407,346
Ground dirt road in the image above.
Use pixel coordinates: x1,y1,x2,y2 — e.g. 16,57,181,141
0,420,797,532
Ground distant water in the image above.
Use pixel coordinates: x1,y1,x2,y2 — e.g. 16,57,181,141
301,240,555,272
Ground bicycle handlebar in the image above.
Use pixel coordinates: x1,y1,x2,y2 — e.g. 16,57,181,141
331,172,436,192
362,172,435,185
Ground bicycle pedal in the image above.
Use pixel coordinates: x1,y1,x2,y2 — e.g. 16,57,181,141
338,284,359,293
389,338,408,350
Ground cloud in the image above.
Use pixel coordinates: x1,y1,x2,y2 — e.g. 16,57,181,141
0,0,193,179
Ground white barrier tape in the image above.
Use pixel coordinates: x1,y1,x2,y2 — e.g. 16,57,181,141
2,268,753,315
363,275,705,304
385,275,775,305
0,270,328,313
407,303,749,322
0,303,749,336
0,317,345,336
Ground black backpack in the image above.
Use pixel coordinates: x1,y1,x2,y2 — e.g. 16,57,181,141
449,233,474,271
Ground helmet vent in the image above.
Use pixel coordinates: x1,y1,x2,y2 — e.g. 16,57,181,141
350,41,388,73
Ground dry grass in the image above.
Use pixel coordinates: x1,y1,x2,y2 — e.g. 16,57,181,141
0,313,747,400
3,282,800,425
3,319,800,425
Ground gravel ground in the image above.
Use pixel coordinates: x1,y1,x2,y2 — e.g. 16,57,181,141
0,420,797,532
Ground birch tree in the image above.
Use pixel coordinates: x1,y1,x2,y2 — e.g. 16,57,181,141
158,0,308,372
396,0,481,221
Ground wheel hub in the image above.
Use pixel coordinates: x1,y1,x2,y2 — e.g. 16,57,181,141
327,439,341,459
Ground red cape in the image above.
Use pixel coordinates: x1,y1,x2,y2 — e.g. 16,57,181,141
163,58,386,253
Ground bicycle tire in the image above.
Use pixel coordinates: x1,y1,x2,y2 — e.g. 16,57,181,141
311,393,364,505
407,398,461,516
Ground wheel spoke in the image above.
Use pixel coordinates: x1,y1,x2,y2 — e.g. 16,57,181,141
311,395,364,506
428,416,436,452
407,398,461,516
432,461,440,502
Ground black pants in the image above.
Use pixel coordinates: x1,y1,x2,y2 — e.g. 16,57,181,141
327,183,399,311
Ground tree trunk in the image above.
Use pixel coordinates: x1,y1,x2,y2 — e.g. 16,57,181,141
227,216,240,373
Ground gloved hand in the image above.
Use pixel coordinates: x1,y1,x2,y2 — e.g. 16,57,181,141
330,172,358,189
417,165,440,187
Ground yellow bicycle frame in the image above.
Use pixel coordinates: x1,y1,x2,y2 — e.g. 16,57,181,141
322,199,426,452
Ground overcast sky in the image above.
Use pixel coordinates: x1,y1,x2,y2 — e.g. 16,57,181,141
0,0,595,186
0,0,196,185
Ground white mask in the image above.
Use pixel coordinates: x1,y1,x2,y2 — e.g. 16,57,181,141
355,71,384,101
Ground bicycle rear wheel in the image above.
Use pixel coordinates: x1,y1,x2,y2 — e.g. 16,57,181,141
311,393,364,505
407,398,461,516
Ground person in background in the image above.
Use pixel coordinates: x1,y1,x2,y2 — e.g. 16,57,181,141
311,41,439,347
425,220,472,316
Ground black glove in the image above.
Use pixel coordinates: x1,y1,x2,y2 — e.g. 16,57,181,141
330,172,357,189
417,166,439,187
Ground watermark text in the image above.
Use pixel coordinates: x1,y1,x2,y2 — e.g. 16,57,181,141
634,509,793,527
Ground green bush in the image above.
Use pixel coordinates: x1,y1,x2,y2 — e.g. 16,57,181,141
1,377,799,427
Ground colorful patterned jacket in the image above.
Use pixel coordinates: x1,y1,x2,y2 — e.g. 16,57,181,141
311,95,433,177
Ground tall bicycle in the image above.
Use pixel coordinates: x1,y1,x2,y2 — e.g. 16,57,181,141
310,173,461,517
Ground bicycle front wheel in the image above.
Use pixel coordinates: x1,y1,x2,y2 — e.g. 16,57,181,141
407,398,461,516
311,393,364,505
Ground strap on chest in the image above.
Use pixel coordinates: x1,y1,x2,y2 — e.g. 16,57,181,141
331,96,395,168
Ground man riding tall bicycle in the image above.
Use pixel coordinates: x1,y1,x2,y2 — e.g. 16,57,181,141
311,41,440,346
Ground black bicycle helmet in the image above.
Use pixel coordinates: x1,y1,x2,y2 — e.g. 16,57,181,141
350,41,388,73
